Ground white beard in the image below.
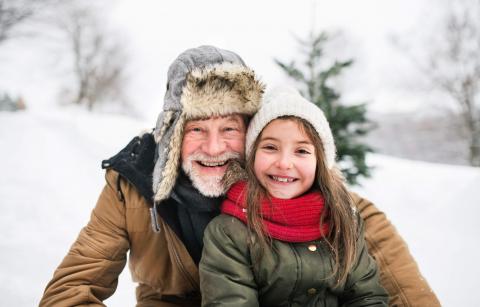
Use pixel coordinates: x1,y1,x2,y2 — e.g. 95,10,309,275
181,152,240,197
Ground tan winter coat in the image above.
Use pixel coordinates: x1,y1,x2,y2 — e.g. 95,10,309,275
40,170,440,307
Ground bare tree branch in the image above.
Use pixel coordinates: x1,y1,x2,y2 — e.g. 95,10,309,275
0,0,56,44
395,0,480,166
54,3,129,111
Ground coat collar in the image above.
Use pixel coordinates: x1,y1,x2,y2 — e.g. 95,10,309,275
101,132,156,205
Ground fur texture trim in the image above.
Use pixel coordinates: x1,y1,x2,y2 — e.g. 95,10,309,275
181,63,264,119
221,159,248,192
153,114,186,202
154,111,175,143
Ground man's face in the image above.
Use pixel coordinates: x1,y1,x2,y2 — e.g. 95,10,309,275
181,114,246,197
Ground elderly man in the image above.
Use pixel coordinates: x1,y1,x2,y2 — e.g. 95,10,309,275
40,46,440,306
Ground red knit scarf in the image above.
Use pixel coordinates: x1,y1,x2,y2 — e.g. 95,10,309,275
221,181,330,242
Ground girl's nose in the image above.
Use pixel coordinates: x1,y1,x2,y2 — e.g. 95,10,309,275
276,153,293,169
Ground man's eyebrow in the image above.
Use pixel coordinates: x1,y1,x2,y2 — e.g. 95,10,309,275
224,117,242,124
185,121,201,127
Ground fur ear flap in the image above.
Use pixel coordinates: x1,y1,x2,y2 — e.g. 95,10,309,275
152,112,185,202
154,111,176,143
221,159,248,191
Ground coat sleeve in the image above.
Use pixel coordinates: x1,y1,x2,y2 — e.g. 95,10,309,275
39,170,130,307
199,216,259,307
339,217,389,306
350,192,441,307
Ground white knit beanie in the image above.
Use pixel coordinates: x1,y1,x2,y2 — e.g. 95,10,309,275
246,85,336,168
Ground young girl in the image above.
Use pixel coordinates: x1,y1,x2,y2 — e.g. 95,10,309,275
199,86,388,306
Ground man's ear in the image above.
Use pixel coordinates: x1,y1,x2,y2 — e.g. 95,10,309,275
221,159,247,190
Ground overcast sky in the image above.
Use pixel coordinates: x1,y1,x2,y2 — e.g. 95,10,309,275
0,0,438,122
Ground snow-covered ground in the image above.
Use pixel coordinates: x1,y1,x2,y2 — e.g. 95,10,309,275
354,155,480,306
1,109,479,306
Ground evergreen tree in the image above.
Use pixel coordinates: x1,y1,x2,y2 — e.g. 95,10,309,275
275,32,373,185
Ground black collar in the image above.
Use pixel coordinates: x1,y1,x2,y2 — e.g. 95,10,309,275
101,132,156,204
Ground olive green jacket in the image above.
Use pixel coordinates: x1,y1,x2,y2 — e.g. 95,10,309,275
200,214,389,306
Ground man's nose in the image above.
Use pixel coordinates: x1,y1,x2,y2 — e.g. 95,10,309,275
202,131,227,157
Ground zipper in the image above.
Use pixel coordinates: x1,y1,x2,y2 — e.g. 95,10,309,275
165,228,198,291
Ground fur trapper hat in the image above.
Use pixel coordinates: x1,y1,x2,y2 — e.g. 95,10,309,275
246,85,336,168
152,46,265,204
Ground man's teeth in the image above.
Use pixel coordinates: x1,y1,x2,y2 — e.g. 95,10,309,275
199,161,227,167
271,176,294,183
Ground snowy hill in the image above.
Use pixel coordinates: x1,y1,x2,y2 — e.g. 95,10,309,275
364,112,470,166
1,109,479,306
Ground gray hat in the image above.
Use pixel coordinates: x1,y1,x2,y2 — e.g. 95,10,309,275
152,45,265,204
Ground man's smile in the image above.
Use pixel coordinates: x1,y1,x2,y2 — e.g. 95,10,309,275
196,160,228,167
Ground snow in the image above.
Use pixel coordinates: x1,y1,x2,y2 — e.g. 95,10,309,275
354,155,480,306
0,108,145,306
1,109,479,306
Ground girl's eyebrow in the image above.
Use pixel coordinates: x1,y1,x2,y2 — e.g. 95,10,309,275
260,136,313,145
259,136,279,142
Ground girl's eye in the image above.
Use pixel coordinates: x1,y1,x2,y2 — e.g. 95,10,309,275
262,144,276,150
297,148,311,154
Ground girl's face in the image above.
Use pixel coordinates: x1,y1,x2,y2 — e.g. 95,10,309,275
254,119,317,199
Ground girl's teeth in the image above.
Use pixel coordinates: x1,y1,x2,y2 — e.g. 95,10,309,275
272,176,293,183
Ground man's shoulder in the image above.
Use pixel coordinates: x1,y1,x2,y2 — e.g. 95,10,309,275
102,131,156,203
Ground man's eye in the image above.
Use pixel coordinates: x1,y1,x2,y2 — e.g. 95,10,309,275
224,127,237,132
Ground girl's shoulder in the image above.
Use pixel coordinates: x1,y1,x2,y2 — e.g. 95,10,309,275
206,214,249,241
204,214,251,255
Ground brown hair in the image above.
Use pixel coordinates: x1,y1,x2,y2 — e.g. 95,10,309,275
245,116,358,288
